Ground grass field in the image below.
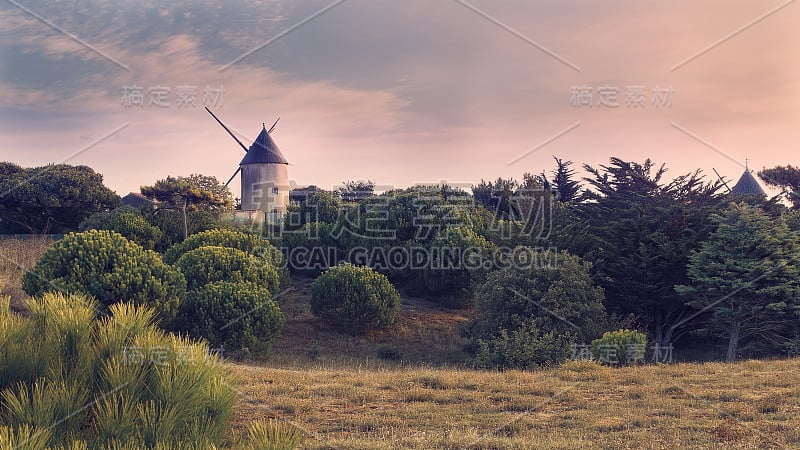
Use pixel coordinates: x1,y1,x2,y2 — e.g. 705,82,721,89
3,238,799,449
231,358,800,449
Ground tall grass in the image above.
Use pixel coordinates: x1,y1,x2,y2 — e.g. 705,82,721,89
0,292,242,448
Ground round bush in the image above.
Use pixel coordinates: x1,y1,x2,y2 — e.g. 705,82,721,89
173,246,281,293
22,230,186,322
81,207,162,250
591,329,647,366
175,281,285,355
310,263,400,334
164,228,283,268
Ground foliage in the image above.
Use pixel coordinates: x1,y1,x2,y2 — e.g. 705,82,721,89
164,228,284,270
184,174,235,211
22,230,186,323
550,156,581,202
144,207,225,252
284,190,343,229
473,324,574,369
175,281,284,356
568,157,726,347
421,226,497,303
676,202,800,361
590,329,648,366
80,207,162,250
0,292,236,448
759,165,800,209
173,246,280,293
468,249,606,342
281,221,345,275
0,162,120,234
141,175,232,241
141,175,232,212
472,177,520,220
240,420,304,450
310,263,401,334
338,180,376,202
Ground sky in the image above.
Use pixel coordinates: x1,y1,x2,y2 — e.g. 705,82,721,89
1,0,798,197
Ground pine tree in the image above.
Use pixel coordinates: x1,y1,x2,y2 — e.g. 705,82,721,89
676,202,800,361
551,156,581,202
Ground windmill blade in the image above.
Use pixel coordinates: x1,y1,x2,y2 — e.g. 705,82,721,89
267,117,280,134
205,107,249,153
712,167,732,193
224,167,241,187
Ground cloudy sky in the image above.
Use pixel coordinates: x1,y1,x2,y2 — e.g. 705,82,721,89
1,0,798,197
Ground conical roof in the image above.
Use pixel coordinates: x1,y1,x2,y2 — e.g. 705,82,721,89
730,169,765,196
240,125,288,165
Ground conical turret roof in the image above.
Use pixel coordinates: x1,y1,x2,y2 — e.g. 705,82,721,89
240,125,288,165
730,168,765,196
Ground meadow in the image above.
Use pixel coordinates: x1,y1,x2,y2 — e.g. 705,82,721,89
2,238,799,449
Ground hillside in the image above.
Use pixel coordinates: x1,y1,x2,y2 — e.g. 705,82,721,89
266,277,472,368
235,279,800,449
4,239,799,448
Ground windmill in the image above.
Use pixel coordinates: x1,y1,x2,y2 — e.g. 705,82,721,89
205,107,289,219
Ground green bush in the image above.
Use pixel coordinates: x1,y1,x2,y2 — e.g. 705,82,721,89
310,263,400,334
282,221,344,275
465,249,606,368
173,246,280,293
422,226,497,303
591,329,647,366
0,292,236,448
473,324,573,369
22,230,186,323
144,208,226,253
174,281,284,356
163,228,280,265
80,207,162,250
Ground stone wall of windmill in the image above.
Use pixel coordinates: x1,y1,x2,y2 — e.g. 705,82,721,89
241,162,289,222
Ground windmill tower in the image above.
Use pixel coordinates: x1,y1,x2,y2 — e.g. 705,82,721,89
205,107,289,223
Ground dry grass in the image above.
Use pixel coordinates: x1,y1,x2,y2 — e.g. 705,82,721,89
0,237,53,313
230,358,800,449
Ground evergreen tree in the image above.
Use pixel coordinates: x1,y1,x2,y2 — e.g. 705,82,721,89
551,156,581,202
569,158,725,348
676,202,800,361
759,165,800,209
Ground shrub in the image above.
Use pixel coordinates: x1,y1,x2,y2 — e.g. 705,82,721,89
281,221,344,275
473,324,573,369
310,263,400,334
22,230,186,323
144,208,226,253
465,249,606,368
80,207,162,250
103,211,162,251
173,246,280,293
164,228,280,265
174,281,285,356
591,329,647,366
422,226,497,303
0,292,236,448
